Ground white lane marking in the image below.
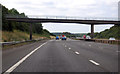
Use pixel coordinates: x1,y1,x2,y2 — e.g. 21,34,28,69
89,60,100,66
75,51,80,55
116,51,120,53
4,42,47,74
69,48,71,50
89,45,91,47
65,45,66,47
56,40,61,41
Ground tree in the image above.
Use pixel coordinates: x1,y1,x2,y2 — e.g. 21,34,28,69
2,4,50,35
8,8,19,15
93,25,120,39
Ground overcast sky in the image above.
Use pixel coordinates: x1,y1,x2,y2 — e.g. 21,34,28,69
0,0,119,33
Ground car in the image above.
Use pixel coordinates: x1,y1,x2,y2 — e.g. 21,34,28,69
83,35,86,39
56,36,59,40
86,35,91,39
62,36,67,40
60,35,62,39
109,37,115,40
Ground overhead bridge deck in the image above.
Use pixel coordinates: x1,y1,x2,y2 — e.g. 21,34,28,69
5,15,120,40
6,17,120,24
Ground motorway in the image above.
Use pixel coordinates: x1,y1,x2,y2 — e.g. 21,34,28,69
2,39,118,73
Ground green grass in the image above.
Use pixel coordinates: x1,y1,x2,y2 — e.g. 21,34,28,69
2,30,50,42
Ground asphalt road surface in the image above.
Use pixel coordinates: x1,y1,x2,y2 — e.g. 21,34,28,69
2,39,118,73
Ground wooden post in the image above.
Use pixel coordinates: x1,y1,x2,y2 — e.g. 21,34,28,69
30,23,32,40
91,24,94,39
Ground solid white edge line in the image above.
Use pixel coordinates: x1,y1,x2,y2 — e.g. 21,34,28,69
4,42,47,74
89,60,100,66
75,51,80,55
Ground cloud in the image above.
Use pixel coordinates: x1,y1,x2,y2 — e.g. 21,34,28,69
0,0,118,33
1,0,118,17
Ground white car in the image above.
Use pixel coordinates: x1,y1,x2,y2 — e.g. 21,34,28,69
109,37,115,40
86,35,91,39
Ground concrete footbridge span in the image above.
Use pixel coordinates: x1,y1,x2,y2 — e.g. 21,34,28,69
5,15,120,40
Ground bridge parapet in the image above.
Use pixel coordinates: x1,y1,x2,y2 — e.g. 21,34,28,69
5,15,119,21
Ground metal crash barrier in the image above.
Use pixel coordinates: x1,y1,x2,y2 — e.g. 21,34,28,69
79,39,120,44
93,39,120,44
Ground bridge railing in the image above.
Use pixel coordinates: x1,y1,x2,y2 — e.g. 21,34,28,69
5,14,119,21
27,15,119,21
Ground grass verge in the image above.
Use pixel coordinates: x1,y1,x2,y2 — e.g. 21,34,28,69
2,30,50,42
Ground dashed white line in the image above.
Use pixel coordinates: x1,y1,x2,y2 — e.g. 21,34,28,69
75,51,80,55
56,40,61,41
4,42,47,74
89,60,100,66
69,48,71,50
65,45,67,47
89,45,91,47
116,51,120,53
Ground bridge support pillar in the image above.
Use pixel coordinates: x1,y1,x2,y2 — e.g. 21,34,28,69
30,23,32,40
91,24,94,39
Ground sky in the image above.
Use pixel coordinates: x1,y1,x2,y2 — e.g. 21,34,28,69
0,0,119,33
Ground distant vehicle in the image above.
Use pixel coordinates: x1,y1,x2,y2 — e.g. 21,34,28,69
109,37,115,40
62,35,67,40
83,35,86,39
62,37,66,40
56,36,59,40
60,35,62,39
86,35,91,39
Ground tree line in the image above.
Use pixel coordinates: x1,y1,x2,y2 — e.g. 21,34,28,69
87,25,120,39
2,4,49,34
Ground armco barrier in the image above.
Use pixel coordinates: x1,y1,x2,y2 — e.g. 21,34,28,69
1,39,45,47
93,39,120,44
1,40,31,47
79,39,120,44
